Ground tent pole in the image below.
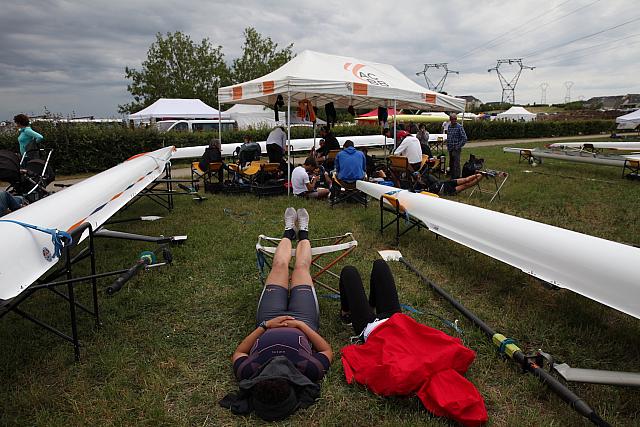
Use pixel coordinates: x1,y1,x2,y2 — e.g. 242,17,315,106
287,89,291,196
393,99,397,150
218,101,222,144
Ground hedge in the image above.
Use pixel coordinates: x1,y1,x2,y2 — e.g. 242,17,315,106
0,120,615,175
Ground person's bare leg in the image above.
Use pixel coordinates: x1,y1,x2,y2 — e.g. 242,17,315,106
454,174,482,192
265,207,296,288
291,239,313,287
291,208,313,287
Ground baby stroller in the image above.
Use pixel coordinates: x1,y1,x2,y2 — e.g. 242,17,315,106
0,149,55,202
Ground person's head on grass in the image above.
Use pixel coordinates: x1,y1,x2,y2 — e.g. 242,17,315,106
250,378,298,421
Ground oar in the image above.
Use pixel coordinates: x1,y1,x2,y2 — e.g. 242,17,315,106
378,249,609,427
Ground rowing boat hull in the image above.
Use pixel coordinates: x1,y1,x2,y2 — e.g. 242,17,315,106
0,147,174,302
502,147,640,167
548,142,640,151
357,180,640,319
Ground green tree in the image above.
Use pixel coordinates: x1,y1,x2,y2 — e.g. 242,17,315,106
230,27,294,83
119,31,230,113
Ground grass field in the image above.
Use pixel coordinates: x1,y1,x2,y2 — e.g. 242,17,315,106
1,139,639,426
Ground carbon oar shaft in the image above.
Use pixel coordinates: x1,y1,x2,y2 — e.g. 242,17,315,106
400,257,609,427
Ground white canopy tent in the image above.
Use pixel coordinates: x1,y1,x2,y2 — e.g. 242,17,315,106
217,50,465,193
128,98,230,122
496,106,537,122
616,109,640,130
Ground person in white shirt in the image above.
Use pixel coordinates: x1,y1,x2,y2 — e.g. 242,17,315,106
291,157,330,199
393,131,423,171
266,126,287,164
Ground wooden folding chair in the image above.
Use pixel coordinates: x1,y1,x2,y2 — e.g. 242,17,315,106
387,155,418,189
623,159,640,179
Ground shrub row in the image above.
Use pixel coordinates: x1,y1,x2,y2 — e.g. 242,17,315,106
0,120,615,175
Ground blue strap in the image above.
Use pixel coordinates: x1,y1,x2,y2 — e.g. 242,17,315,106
0,220,73,259
384,189,402,196
498,337,517,355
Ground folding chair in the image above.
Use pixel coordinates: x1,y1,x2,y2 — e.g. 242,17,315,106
251,162,286,197
379,191,434,245
623,159,640,179
468,169,509,203
191,161,224,193
387,155,418,190
518,149,542,164
225,161,264,194
330,173,367,207
256,233,358,293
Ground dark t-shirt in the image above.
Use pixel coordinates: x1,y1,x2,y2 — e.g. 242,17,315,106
233,328,330,382
317,133,340,156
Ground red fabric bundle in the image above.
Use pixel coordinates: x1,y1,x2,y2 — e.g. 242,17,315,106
341,313,488,426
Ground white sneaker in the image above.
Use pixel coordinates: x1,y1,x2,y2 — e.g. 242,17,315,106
284,207,297,231
296,208,309,231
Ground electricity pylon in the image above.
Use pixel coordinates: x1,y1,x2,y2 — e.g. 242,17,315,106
564,81,574,103
540,82,550,105
416,63,459,92
487,59,535,104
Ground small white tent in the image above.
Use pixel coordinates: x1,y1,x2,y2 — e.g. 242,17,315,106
128,98,230,122
496,106,537,122
616,109,640,130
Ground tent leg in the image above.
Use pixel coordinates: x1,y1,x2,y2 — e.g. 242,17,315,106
218,101,222,144
287,89,291,196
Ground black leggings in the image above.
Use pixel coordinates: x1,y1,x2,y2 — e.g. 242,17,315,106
339,259,402,335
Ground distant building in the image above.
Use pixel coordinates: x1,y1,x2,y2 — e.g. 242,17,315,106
458,95,483,110
585,94,640,110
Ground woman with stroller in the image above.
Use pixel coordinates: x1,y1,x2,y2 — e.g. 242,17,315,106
13,114,44,164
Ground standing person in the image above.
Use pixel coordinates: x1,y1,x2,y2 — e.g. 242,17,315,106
266,126,287,164
416,124,432,157
222,208,333,421
13,114,43,164
393,131,422,171
446,113,467,179
291,157,330,199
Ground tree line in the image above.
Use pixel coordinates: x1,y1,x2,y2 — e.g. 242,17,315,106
118,28,294,114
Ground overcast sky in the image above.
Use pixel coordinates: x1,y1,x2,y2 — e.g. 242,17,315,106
1,0,638,119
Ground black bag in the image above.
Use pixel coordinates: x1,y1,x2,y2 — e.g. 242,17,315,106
462,154,484,178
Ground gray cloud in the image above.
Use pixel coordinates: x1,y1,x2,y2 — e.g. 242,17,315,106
0,0,638,119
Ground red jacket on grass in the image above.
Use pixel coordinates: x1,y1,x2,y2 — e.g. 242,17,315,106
341,313,487,427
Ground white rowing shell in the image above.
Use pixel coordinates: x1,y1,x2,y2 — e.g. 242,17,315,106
357,180,640,319
0,146,174,302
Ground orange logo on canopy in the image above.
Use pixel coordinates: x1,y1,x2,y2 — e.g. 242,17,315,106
344,62,389,87
232,86,243,100
424,93,437,104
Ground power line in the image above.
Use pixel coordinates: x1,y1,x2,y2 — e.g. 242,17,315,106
537,38,640,67
534,32,640,63
458,0,573,60
523,15,640,58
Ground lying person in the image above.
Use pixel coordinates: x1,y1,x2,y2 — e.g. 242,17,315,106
221,208,333,421
418,173,483,196
338,260,488,427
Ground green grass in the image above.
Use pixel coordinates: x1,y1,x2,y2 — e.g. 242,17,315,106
1,140,640,426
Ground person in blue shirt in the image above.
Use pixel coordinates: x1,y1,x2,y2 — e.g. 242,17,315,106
0,191,25,217
334,140,366,183
14,114,44,163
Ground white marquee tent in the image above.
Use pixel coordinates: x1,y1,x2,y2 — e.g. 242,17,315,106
128,98,230,122
496,106,537,122
616,109,640,129
218,50,465,194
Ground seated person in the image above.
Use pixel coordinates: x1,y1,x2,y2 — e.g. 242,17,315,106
223,208,333,421
334,140,366,183
418,173,483,196
316,127,340,168
393,131,423,171
338,260,488,426
416,123,432,157
291,157,330,199
0,191,26,217
199,139,224,181
236,135,261,168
